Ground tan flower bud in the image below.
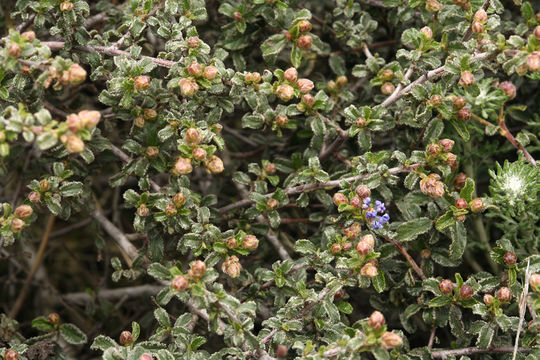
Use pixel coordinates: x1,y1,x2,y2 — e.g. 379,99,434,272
459,285,474,299
527,53,540,72
483,294,494,306
78,110,101,128
330,243,342,255
535,26,540,42
60,1,74,11
530,273,540,292
275,84,295,102
134,75,151,90
4,350,19,360
137,204,149,217
426,143,442,157
21,31,35,42
143,108,157,120
350,196,361,208
173,157,193,175
420,26,433,40
187,62,203,77
187,36,199,48
369,311,385,330
355,240,371,255
8,42,21,58
283,67,298,83
226,237,238,248
343,222,362,239
203,65,218,80
67,64,87,85
445,152,458,169
62,134,85,153
134,116,145,128
472,22,483,33
192,147,207,161
360,262,378,278
206,155,224,174
48,313,60,324
11,218,26,232
267,198,279,210
381,82,395,95
185,128,202,146
14,205,33,219
242,234,259,250
264,162,276,174
430,94,442,106
457,108,471,121
302,94,314,107
179,78,199,96
171,275,188,291
425,0,444,12
172,193,186,208
455,198,468,209
188,260,206,279
39,179,50,192
453,173,467,191
453,96,466,109
499,81,516,100
474,8,488,23
297,78,314,93
336,75,348,88
333,192,348,206
438,139,454,152
469,198,483,212
222,256,242,278
459,71,475,86
439,279,454,295
66,114,84,132
297,20,312,33
275,114,289,126
381,332,402,349
381,69,394,81
233,11,243,21
361,234,375,249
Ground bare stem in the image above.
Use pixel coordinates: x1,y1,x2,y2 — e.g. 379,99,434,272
382,235,426,280
431,346,531,358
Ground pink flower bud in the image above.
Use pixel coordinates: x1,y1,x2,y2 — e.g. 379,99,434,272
361,234,375,249
297,78,314,93
274,114,289,126
483,294,494,306
226,237,238,248
242,234,259,250
264,162,276,174
29,191,41,203
119,330,133,346
369,311,385,330
78,110,101,128
455,198,468,209
296,34,312,49
527,53,540,72
330,243,342,255
495,287,511,302
430,94,442,106
171,275,188,291
535,26,540,42
453,173,467,191
139,354,153,360
284,67,298,83
4,350,19,360
503,251,517,265
233,11,243,21
459,285,474,299
350,196,361,208
66,114,83,132
165,203,177,217
173,193,187,207
453,96,466,109
438,139,454,152
11,218,25,231
342,242,352,251
530,273,540,292
426,143,442,157
472,22,483,34
302,94,314,107
21,31,35,42
438,279,454,295
14,205,33,219
457,108,471,121
499,81,516,100
343,222,362,239
267,198,279,210
40,179,50,192
8,42,21,58
355,241,371,255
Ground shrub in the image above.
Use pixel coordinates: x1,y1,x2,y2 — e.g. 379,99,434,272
0,0,539,359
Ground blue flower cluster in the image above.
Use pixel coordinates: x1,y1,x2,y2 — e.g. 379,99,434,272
362,197,390,230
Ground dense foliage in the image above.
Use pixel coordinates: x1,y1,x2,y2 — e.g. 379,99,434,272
0,0,540,359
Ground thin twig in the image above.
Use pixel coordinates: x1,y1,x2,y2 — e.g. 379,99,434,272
381,65,415,108
219,163,424,214
9,215,56,318
59,285,163,305
91,209,139,264
16,13,36,32
382,234,426,280
512,258,531,360
428,326,436,349
431,346,531,358
498,109,537,167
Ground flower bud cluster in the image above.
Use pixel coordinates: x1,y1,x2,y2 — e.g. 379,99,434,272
420,174,445,198
425,139,457,169
274,67,314,104
178,62,219,96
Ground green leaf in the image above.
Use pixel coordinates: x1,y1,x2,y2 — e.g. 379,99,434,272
459,178,475,202
261,34,287,64
131,321,140,341
154,308,170,328
396,217,432,242
91,335,117,351
336,301,353,314
295,239,316,254
147,263,171,280
59,323,87,345
372,271,386,293
449,118,470,141
291,44,302,68
37,133,58,150
59,181,84,197
436,211,456,231
476,324,494,349
32,317,54,332
429,295,453,307
449,221,467,260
